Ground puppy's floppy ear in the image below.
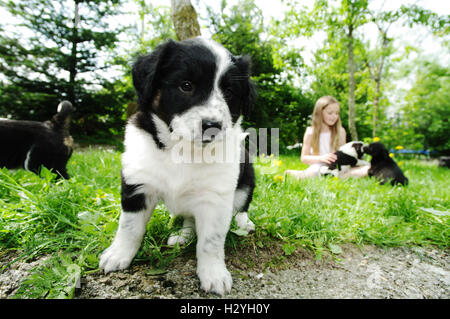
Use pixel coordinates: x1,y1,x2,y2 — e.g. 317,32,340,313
354,142,364,152
234,55,257,119
381,145,391,158
132,40,176,110
352,142,364,158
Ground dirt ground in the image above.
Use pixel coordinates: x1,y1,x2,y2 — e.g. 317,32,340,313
1,243,448,299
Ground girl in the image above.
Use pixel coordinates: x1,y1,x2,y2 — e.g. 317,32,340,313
285,96,369,179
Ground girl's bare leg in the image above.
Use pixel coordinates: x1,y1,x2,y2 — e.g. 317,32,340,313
339,165,370,179
285,168,319,180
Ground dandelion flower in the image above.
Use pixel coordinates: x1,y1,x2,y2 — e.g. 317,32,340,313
373,137,380,142
272,159,282,167
273,175,284,182
395,145,403,150
389,153,394,158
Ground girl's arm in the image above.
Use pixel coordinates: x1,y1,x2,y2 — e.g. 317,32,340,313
300,128,337,165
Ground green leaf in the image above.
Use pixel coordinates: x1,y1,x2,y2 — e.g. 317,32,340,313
231,229,249,237
328,243,343,255
146,268,167,276
282,243,296,255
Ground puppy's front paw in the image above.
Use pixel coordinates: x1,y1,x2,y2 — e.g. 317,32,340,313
197,263,232,296
167,227,195,246
234,212,255,233
167,234,189,246
99,243,135,273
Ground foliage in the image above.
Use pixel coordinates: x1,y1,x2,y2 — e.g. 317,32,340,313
12,253,82,299
282,0,449,151
399,59,450,154
206,0,313,150
308,32,373,141
0,0,128,138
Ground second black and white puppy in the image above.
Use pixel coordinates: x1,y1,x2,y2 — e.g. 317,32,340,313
363,142,408,186
99,37,257,296
319,141,368,177
0,101,74,179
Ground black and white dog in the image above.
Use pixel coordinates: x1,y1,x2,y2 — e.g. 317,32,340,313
363,142,408,186
319,141,368,177
0,101,74,179
99,38,257,296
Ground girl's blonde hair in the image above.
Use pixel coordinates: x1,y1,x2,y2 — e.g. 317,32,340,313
310,96,343,155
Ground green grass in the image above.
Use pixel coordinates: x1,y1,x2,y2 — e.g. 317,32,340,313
255,155,449,256
0,149,449,298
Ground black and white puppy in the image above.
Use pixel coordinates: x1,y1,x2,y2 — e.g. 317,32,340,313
319,141,368,177
363,142,408,186
0,101,74,179
438,156,450,168
99,37,257,296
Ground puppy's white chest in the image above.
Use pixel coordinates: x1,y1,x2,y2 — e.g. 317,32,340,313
121,123,242,215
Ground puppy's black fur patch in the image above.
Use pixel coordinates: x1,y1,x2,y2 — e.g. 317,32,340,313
0,101,74,179
438,156,450,168
364,142,408,186
120,172,147,212
236,149,255,212
329,145,364,170
320,141,366,177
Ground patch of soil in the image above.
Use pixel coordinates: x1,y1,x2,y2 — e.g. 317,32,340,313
1,244,449,299
0,251,50,298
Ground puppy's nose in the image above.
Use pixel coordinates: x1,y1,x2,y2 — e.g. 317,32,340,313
202,120,222,132
201,120,222,141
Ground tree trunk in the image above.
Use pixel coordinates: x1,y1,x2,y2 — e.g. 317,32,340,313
372,77,380,137
170,0,201,41
347,24,358,141
68,1,79,104
372,31,388,137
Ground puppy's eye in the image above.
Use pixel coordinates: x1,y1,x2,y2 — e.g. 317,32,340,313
223,87,233,99
179,81,194,93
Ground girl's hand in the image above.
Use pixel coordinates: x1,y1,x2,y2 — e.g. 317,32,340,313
320,153,337,165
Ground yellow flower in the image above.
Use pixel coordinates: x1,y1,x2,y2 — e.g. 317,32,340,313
373,137,380,142
389,153,394,158
395,145,403,150
273,175,284,182
272,159,282,167
94,192,107,204
270,154,274,158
